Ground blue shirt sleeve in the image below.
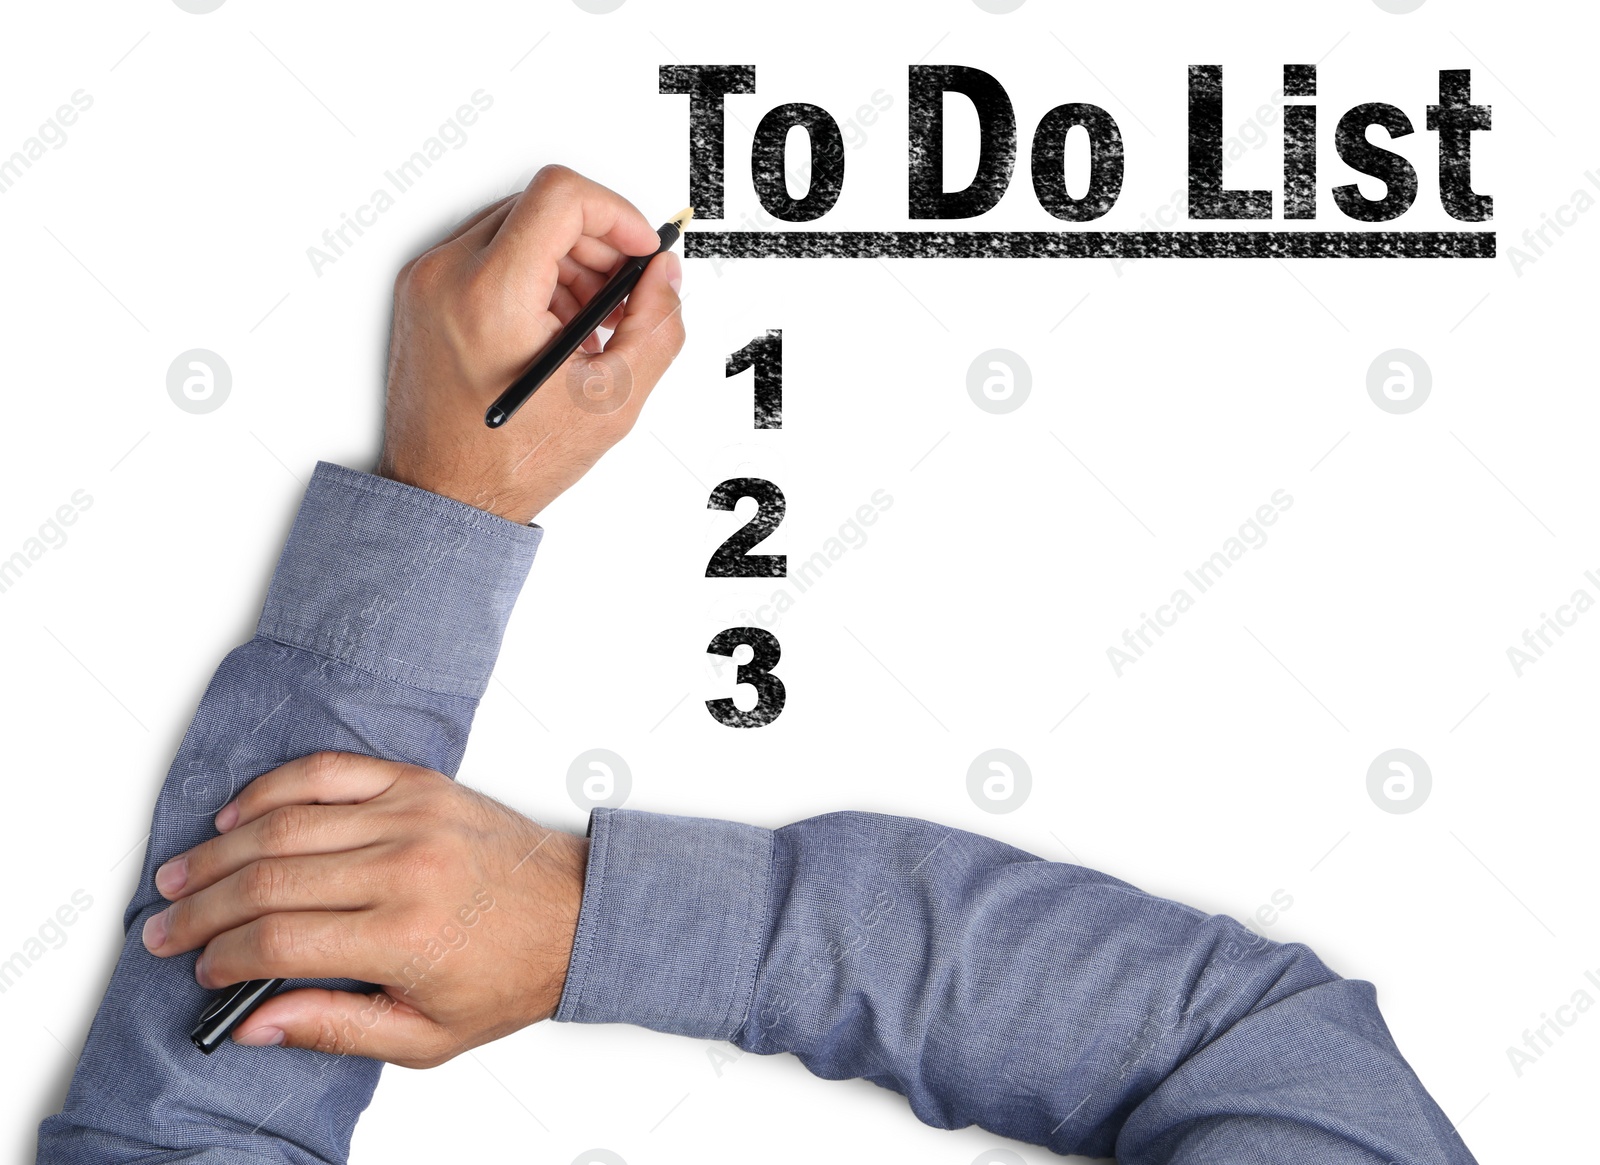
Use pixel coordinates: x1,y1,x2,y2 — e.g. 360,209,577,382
38,462,543,1165
556,807,1479,1165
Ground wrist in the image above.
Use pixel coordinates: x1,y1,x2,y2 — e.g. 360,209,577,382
374,452,546,526
532,831,589,1022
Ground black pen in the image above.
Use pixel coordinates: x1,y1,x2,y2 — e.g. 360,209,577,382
190,976,285,1054
485,207,693,429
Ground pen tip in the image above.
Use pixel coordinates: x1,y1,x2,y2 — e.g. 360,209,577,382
485,406,507,429
672,207,694,231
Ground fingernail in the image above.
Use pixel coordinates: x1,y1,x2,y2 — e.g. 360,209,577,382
215,803,239,832
142,909,168,952
236,1026,285,1047
193,952,210,986
155,857,187,897
665,252,683,295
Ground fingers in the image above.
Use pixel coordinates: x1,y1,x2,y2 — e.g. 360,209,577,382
555,253,616,303
145,852,376,958
442,192,519,248
548,286,602,354
488,165,658,290
567,234,635,273
156,750,410,903
552,255,630,352
164,801,379,902
217,751,405,833
191,910,391,989
593,250,686,402
235,987,459,1069
561,252,628,323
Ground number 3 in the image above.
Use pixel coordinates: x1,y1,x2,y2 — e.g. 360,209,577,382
706,627,786,727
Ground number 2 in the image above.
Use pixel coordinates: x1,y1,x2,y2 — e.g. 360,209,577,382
706,478,786,578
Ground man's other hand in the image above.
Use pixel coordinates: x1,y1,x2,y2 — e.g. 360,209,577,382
378,164,686,524
141,752,587,1068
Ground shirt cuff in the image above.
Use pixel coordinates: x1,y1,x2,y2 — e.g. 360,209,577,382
555,807,774,1040
256,461,543,700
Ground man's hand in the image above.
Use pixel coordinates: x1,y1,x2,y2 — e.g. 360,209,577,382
377,164,686,524
141,752,587,1068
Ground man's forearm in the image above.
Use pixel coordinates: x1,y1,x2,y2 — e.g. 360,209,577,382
38,464,542,1164
557,808,1478,1165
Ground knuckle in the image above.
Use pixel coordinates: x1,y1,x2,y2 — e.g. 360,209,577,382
162,898,192,946
410,765,453,798
532,163,575,192
393,907,438,955
400,247,451,297
386,762,422,796
259,805,310,853
254,913,299,964
305,750,347,791
243,859,288,910
407,848,445,883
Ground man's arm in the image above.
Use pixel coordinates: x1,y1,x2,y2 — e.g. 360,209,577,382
144,754,1477,1164
37,165,686,1163
564,808,1479,1164
37,466,544,1163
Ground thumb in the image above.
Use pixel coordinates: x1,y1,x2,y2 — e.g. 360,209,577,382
235,987,458,1068
596,250,686,402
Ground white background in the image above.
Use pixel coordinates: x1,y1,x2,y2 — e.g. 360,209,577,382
2,1,1595,1161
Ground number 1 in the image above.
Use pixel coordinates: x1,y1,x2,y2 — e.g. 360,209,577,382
726,330,783,429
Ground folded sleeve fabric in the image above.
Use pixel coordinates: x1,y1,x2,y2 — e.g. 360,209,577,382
556,807,1479,1165
38,462,542,1165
